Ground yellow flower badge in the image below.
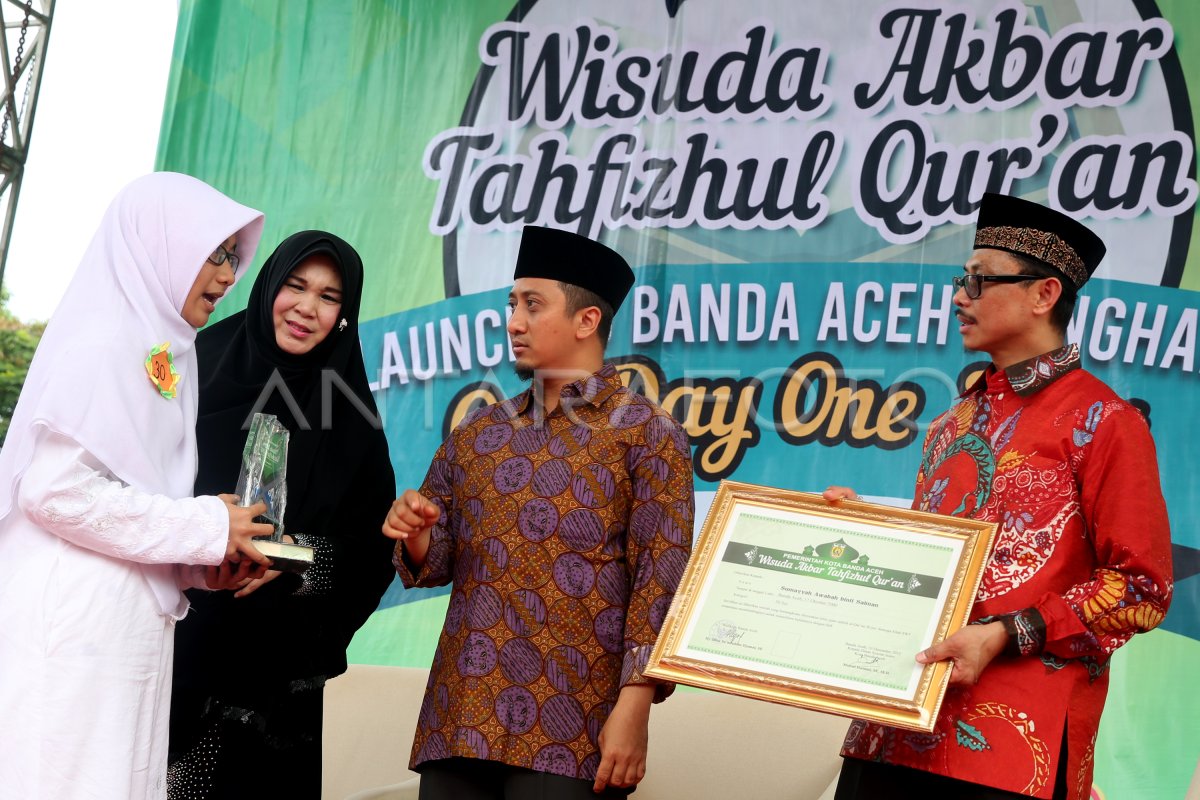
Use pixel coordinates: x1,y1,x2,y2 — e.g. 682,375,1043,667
145,342,181,399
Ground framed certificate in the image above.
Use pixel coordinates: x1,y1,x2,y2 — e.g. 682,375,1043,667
645,480,997,732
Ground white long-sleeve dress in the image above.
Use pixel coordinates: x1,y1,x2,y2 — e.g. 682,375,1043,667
0,429,228,800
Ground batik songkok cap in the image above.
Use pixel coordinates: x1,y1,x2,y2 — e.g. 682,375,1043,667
973,193,1106,288
514,226,635,311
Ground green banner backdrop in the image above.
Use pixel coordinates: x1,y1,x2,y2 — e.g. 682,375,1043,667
158,2,1200,796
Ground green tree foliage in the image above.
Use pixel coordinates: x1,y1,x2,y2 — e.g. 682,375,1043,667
0,289,46,447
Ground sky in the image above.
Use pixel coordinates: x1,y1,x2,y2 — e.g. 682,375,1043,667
4,1,178,322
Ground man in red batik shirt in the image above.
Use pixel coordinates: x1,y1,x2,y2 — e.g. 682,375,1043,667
383,226,695,799
826,193,1173,800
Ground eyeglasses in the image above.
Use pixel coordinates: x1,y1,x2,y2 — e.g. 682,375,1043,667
952,273,1043,300
208,243,241,277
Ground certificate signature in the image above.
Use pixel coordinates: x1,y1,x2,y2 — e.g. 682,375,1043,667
707,619,747,645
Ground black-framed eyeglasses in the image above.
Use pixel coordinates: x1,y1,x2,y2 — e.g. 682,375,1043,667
952,273,1043,300
208,244,241,276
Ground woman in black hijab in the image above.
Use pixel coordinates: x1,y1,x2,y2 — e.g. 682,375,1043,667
167,231,396,799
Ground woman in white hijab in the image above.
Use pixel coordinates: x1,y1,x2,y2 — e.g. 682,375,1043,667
0,172,276,799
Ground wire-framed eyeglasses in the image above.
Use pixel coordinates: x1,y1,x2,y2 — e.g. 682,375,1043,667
952,273,1043,299
208,243,241,277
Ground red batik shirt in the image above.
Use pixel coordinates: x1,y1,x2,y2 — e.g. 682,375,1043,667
841,345,1173,799
395,364,695,780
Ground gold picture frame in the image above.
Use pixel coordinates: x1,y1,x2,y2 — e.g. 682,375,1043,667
645,480,997,732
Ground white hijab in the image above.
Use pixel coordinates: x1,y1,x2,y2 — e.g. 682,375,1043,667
0,171,265,526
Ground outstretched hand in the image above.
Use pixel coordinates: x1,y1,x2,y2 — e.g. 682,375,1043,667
381,489,440,540
381,489,440,570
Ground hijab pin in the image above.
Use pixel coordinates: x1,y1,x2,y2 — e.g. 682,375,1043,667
145,342,181,399
338,318,348,332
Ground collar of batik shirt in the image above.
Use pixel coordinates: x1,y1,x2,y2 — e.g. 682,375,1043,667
511,362,624,416
964,343,1081,398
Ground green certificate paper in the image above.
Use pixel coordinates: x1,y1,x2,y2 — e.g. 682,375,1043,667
646,481,995,731
684,504,959,698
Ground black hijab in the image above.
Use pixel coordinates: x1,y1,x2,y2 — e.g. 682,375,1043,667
178,231,396,697
194,230,386,533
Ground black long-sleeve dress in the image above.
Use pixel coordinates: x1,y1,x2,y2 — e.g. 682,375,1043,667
167,231,397,800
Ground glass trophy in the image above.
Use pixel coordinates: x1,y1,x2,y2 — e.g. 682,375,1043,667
235,412,313,573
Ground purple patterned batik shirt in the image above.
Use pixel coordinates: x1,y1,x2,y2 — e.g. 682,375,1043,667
394,364,696,780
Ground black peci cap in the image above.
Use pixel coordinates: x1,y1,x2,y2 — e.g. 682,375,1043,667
973,193,1106,287
513,226,635,311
